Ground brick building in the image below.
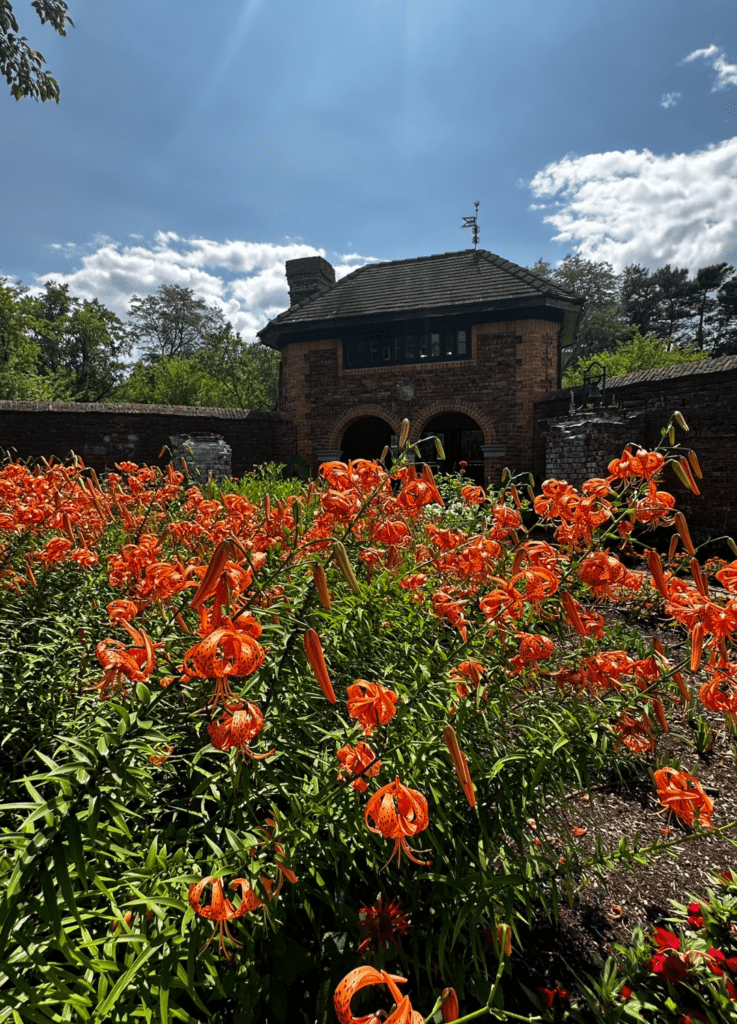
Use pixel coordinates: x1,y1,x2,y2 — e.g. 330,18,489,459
258,250,585,482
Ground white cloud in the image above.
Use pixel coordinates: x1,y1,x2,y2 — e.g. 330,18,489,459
661,92,681,109
527,137,737,274
32,236,379,342
681,44,737,92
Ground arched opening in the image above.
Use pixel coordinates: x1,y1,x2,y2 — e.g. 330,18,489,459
419,412,485,483
340,416,394,463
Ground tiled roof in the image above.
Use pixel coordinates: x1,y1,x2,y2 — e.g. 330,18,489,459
0,400,286,419
606,354,737,386
262,249,584,330
538,355,737,402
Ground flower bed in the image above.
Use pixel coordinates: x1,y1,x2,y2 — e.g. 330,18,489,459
0,415,736,1022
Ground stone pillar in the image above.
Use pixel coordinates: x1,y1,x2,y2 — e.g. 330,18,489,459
481,444,506,487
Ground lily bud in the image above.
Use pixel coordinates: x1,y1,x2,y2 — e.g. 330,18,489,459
674,512,695,556
511,485,522,509
729,537,737,558
399,418,411,449
671,460,692,491
668,533,679,561
190,539,239,610
691,622,705,672
679,457,700,495
673,411,690,432
560,590,586,636
441,987,459,1023
443,725,475,807
62,513,76,544
312,563,331,610
497,922,513,957
651,697,669,734
380,445,389,463
688,450,703,479
690,557,709,598
303,629,337,703
647,549,669,599
434,435,446,460
333,541,361,596
668,425,676,445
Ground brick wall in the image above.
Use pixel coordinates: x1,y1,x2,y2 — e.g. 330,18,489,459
533,358,737,537
279,317,562,475
0,401,297,478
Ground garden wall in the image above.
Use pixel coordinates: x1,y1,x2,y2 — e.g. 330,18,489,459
0,401,297,479
533,355,737,538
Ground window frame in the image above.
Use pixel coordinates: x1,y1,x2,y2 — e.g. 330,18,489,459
343,326,471,369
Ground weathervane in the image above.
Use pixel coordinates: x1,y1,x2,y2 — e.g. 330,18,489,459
462,202,480,249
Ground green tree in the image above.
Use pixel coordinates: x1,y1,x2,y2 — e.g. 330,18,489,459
1,0,73,102
562,329,708,387
0,276,55,398
194,325,280,409
117,356,224,407
25,281,132,400
526,253,634,364
127,285,227,363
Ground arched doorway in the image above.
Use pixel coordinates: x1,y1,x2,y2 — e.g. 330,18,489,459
340,416,394,463
419,412,485,483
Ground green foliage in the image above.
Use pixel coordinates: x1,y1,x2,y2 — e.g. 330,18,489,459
0,0,74,102
562,330,709,387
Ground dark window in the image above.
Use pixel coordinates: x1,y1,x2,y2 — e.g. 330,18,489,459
344,329,471,369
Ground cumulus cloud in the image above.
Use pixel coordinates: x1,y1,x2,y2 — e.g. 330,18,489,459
527,137,737,273
681,44,737,91
33,236,380,342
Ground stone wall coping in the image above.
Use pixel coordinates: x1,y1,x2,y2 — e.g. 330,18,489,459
0,400,289,420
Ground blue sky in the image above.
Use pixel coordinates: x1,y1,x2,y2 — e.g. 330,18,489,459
2,0,737,342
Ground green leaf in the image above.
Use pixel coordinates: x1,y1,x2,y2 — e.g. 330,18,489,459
93,941,158,1017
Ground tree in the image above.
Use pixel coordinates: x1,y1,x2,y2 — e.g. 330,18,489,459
117,357,224,408
194,326,280,409
24,281,133,400
1,0,73,102
562,329,708,387
526,254,634,364
0,276,56,398
687,262,735,350
127,285,227,364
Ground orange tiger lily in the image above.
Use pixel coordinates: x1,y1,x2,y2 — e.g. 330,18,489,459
346,680,398,735
334,966,424,1024
188,876,262,960
207,702,274,761
365,776,431,868
183,626,265,711
654,766,714,829
337,741,381,792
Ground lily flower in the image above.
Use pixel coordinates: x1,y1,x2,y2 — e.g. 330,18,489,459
365,776,431,868
188,876,262,960
334,966,424,1024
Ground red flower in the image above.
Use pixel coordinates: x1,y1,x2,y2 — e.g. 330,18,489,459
620,986,633,1001
357,897,410,954
650,952,688,984
536,987,570,1008
653,926,681,952
687,902,704,928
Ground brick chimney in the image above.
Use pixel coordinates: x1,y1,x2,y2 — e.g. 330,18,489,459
285,256,336,307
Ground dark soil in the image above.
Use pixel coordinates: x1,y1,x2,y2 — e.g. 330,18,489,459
504,598,737,1013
